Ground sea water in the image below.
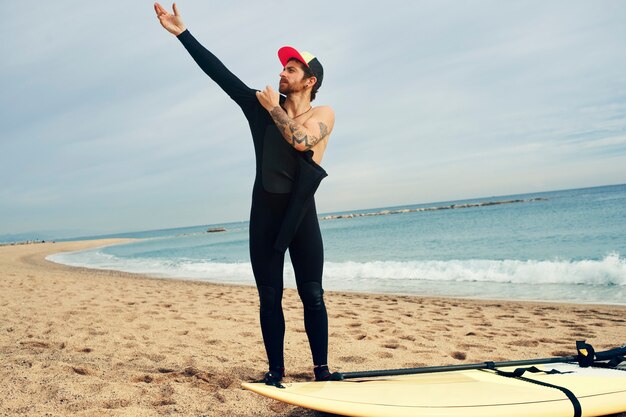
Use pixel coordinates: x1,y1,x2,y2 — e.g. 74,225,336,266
47,184,626,305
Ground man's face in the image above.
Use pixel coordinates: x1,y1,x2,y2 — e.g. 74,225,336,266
278,60,308,95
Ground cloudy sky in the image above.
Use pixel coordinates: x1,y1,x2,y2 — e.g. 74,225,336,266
2,1,625,239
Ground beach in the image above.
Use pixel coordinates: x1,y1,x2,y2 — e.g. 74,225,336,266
1,239,625,417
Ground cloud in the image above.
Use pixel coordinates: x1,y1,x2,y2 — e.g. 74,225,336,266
2,1,626,236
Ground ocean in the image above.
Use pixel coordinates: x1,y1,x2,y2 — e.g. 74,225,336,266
47,184,626,305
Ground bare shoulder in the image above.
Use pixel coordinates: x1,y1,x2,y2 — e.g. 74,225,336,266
310,105,335,129
312,105,334,117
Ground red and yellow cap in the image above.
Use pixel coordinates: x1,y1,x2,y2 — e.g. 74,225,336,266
278,46,324,89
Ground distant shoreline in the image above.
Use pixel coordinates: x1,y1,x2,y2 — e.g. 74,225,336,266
0,239,53,247
321,197,547,220
6,182,624,244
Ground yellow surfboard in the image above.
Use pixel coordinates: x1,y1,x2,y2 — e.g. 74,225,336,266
242,363,626,417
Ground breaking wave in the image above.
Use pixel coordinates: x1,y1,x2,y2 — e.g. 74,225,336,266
47,250,625,288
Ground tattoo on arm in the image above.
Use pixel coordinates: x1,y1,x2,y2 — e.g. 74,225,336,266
269,106,329,150
270,106,291,131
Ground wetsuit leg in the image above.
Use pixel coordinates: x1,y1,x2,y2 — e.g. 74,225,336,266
249,186,290,372
288,198,328,366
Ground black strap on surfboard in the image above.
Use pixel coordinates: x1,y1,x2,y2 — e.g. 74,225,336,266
487,364,572,377
489,366,581,417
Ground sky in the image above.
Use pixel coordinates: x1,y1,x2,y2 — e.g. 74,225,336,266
2,1,626,240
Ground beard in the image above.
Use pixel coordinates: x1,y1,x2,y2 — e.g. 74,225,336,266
278,80,304,95
278,82,292,95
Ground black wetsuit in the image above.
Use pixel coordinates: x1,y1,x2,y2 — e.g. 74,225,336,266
177,30,329,373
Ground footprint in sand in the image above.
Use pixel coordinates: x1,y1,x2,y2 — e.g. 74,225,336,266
353,334,367,340
510,339,539,347
402,362,428,368
451,351,467,360
131,374,155,383
19,340,50,349
382,342,402,350
338,355,367,364
152,398,176,407
102,399,131,410
71,366,94,376
145,353,167,362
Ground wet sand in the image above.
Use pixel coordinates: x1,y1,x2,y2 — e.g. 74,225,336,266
1,239,625,416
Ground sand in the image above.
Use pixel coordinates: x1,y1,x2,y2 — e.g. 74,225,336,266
1,239,625,417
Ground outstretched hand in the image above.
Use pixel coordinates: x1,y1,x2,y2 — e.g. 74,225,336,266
154,2,186,36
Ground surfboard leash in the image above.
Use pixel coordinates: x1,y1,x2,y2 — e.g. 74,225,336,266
577,340,626,368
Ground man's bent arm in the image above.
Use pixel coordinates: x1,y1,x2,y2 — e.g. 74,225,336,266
268,106,333,152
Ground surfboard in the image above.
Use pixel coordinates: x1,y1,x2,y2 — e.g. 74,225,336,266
242,362,626,417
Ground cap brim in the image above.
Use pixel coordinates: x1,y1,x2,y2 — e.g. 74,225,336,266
278,46,309,68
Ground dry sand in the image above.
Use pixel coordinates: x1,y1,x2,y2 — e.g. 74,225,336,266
1,239,625,416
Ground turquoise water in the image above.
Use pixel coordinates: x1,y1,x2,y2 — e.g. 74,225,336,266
48,184,626,304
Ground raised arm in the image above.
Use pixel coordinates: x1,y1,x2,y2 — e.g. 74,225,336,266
154,2,186,36
256,86,334,152
154,3,255,105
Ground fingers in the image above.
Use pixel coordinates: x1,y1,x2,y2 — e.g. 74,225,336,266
173,2,180,16
154,2,169,19
154,2,165,15
256,86,276,98
255,89,267,104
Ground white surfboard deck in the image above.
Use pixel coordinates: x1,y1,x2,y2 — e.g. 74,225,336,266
242,363,626,417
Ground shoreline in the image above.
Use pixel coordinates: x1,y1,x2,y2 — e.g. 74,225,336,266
2,239,625,416
46,239,626,307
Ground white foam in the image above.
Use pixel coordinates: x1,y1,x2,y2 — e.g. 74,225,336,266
46,250,626,303
48,249,626,285
322,253,626,286
47,250,253,283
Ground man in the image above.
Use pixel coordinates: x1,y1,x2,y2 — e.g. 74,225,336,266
154,3,340,386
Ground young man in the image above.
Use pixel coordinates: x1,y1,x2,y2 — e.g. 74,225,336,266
154,3,339,386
